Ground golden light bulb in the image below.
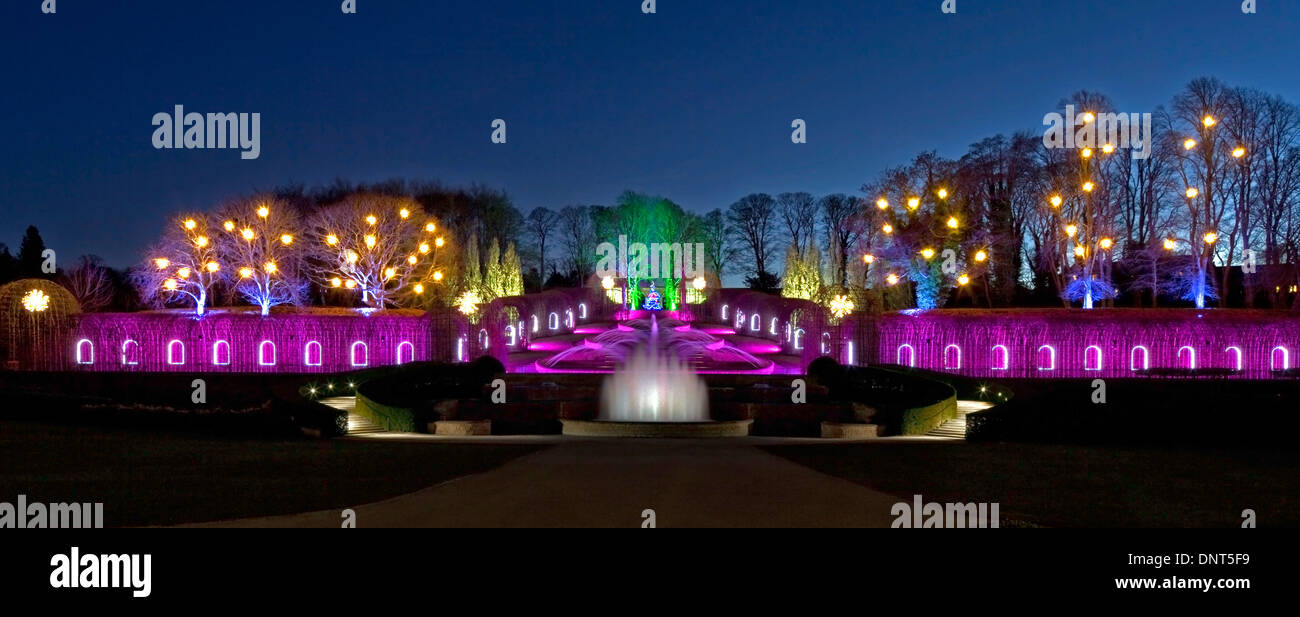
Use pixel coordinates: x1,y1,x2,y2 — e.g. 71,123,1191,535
602,276,615,290
1233,147,1246,158
366,215,377,226
921,247,935,260
399,208,410,219
419,243,430,254
1203,115,1216,127
1164,238,1176,250
330,277,342,288
223,220,235,232
280,234,293,245
1102,143,1115,154
886,273,899,286
345,250,359,264
239,267,254,278
345,279,357,289
692,276,707,291
163,278,178,290
1066,224,1078,238
946,216,958,229
863,254,874,264
1081,148,1093,159
425,222,436,233
257,206,269,218
1184,138,1197,150
1186,187,1199,199
264,262,277,274
937,188,948,199
154,257,170,270
1082,112,1096,123
974,250,987,262
177,267,191,279
435,237,445,248
958,274,970,286
1050,195,1063,207
407,255,418,265
241,228,255,241
205,262,219,273
1083,181,1095,192
183,219,197,230
413,283,425,294
385,267,397,278
433,271,444,282
1204,232,1218,245
1074,245,1085,257
882,223,893,234
365,235,377,248
907,197,920,210
1100,238,1113,250
876,198,889,210
326,234,339,246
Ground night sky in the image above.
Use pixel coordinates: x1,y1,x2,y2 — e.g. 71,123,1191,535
3,0,1298,268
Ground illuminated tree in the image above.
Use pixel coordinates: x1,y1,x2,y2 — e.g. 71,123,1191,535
308,194,449,308
862,153,986,309
502,242,525,296
781,243,822,300
134,213,223,315
216,197,307,315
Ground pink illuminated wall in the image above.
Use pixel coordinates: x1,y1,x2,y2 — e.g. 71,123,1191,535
61,311,460,373
878,309,1300,379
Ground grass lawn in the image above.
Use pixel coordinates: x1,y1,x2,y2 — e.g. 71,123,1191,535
0,421,548,527
762,441,1300,527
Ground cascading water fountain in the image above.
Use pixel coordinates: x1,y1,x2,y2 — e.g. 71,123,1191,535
598,315,709,422
559,315,754,437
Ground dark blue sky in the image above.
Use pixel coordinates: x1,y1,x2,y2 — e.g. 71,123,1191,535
3,0,1298,268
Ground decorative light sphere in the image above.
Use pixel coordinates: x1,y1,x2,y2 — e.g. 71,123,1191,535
364,235,377,248
366,214,377,226
1233,147,1246,158
154,257,170,270
433,271,444,281
241,228,255,241
1066,224,1078,238
863,254,874,264
280,234,293,245
601,276,615,290
425,222,436,233
330,277,342,288
907,197,920,210
692,276,706,291
937,188,948,199
974,250,988,263
1204,232,1218,245
1184,138,1197,150
828,295,855,319
886,273,900,286
1186,187,1199,199
205,262,219,273
1082,111,1096,123
921,247,935,260
176,267,191,279
344,279,358,289
946,216,959,229
326,234,339,246
163,278,178,290
435,237,445,248
882,223,893,234
264,262,277,274
1102,143,1115,154
1050,195,1062,207
239,267,254,278
1082,181,1095,192
1081,148,1093,159
399,208,410,219
21,289,50,313
419,243,430,254
223,220,235,232
1100,238,1113,250
876,198,889,210
1163,238,1176,250
958,274,970,286
194,236,209,247
413,283,425,294
183,219,197,230
1203,115,1217,127
257,206,270,218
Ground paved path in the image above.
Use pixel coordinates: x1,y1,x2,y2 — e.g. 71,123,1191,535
192,438,903,528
